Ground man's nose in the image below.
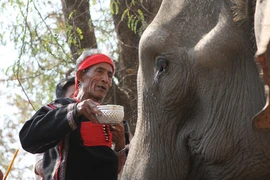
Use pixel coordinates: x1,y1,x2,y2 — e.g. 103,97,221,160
101,74,109,83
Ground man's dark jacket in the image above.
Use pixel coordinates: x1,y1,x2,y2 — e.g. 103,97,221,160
19,98,118,180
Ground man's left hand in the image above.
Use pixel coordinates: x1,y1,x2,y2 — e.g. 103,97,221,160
110,122,125,151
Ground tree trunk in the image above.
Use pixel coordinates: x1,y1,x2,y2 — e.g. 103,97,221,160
61,0,162,133
61,0,97,61
109,0,162,133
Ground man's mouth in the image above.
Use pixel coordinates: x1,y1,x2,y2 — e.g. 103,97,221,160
97,85,107,91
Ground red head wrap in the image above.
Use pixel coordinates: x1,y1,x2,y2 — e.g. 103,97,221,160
73,53,114,98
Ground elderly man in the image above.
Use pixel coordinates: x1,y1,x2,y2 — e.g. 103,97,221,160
19,49,126,180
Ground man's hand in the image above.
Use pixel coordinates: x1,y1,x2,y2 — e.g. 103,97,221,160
76,99,101,123
35,159,44,180
111,122,126,174
110,122,125,151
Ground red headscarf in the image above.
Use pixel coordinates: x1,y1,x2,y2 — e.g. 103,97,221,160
73,53,114,98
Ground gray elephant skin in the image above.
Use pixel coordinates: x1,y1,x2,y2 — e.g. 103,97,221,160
121,0,270,180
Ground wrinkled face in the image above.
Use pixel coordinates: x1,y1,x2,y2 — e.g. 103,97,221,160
79,63,113,101
65,84,75,98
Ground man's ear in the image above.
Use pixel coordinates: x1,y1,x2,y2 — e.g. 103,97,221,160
77,70,83,83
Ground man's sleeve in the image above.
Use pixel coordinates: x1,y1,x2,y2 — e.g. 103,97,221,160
19,99,79,153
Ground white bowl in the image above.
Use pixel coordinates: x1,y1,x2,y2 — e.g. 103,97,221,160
96,105,124,124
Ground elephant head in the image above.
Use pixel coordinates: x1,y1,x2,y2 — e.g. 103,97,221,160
121,0,270,179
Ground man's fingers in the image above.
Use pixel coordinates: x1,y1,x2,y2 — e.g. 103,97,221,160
91,106,102,116
77,99,106,123
89,113,99,123
87,101,102,116
110,125,116,131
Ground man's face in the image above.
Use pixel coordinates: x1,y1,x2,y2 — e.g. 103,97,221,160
65,84,75,98
80,62,113,101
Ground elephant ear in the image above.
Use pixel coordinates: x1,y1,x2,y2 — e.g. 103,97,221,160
254,0,270,58
252,0,270,132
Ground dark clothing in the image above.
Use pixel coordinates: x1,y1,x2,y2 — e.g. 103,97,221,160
19,98,118,180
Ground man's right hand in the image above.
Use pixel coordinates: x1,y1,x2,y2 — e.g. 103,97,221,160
76,99,101,123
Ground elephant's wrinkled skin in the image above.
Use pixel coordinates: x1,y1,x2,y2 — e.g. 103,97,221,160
121,0,270,180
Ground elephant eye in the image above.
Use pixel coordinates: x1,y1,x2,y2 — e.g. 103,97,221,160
153,56,168,85
157,58,168,73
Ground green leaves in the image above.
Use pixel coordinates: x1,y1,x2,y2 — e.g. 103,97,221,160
110,0,120,15
118,0,145,34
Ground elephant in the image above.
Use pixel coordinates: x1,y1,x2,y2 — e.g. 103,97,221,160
121,0,270,179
